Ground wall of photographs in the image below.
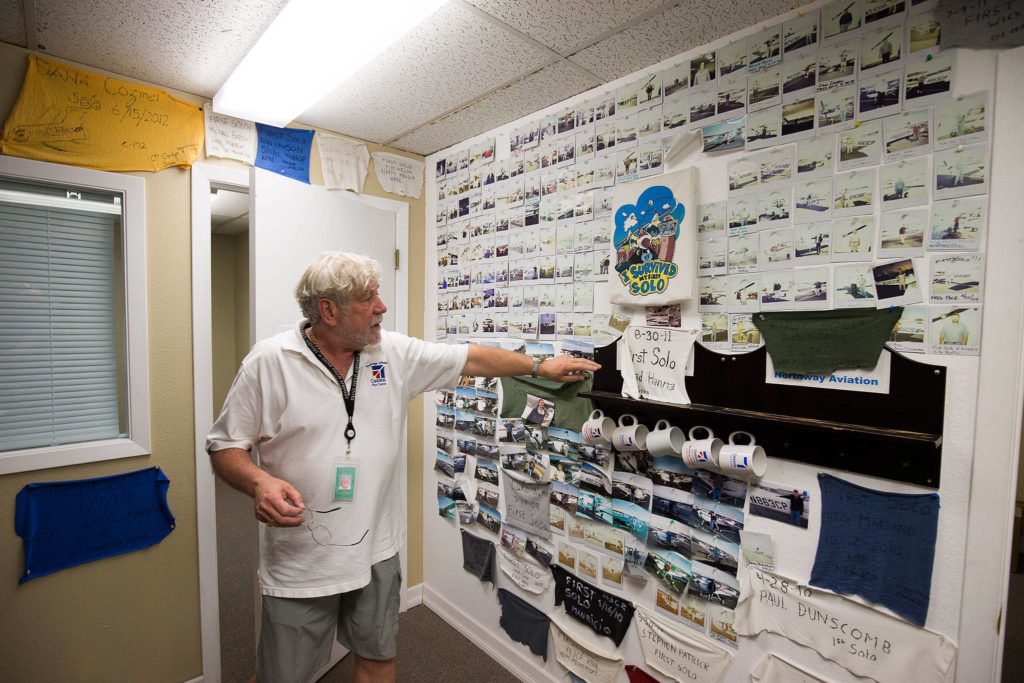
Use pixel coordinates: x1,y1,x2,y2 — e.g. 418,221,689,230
421,0,1000,680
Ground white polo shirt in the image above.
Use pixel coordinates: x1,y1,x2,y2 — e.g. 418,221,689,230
207,324,467,597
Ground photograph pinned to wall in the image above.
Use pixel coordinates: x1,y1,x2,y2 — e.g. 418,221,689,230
935,90,988,150
662,94,689,133
759,227,795,268
662,62,689,97
785,11,820,52
837,120,882,170
656,585,681,618
783,51,818,96
880,207,928,257
823,0,863,39
731,313,764,350
904,49,953,107
728,272,762,312
794,178,833,222
717,79,747,119
539,312,557,339
872,258,922,307
780,97,816,142
745,106,781,150
865,0,906,24
549,504,565,535
557,540,577,570
887,304,928,353
930,196,986,251
701,237,729,276
689,87,717,127
576,130,596,163
702,116,746,153
728,157,759,195
934,142,989,200
748,24,783,70
728,233,759,274
718,39,748,80
698,200,728,238
881,157,929,210
645,547,692,594
759,145,795,187
595,119,617,153
760,269,795,310
648,456,695,493
638,72,663,107
639,106,663,141
747,66,781,111
794,221,833,263
699,275,727,310
907,9,940,51
691,52,717,86
817,39,858,86
832,167,876,215
857,69,902,121
728,196,757,235
573,281,594,312
796,135,835,178
816,83,857,133
602,554,625,587
749,482,810,527
646,304,683,328
860,23,903,72
833,262,877,307
930,253,985,304
617,113,639,148
884,107,932,161
438,495,456,521
701,312,730,349
758,190,793,227
832,215,876,260
930,306,980,355
790,265,832,309
740,530,776,571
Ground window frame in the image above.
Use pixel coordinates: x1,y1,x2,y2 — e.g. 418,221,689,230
0,155,149,474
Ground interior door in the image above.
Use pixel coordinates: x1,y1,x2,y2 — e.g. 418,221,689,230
249,166,399,677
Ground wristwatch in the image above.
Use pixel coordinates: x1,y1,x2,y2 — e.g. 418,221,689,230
530,356,543,378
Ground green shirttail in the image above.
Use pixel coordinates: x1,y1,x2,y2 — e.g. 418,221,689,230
752,307,903,375
499,374,594,431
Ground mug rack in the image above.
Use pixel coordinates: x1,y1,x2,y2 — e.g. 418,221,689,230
580,341,946,488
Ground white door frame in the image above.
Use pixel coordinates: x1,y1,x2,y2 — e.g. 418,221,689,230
191,162,410,681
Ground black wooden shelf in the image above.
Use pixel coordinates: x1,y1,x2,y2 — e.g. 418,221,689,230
584,341,945,487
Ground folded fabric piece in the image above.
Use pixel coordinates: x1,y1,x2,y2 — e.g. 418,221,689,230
750,653,831,683
502,476,552,539
497,587,549,661
549,613,623,683
498,546,552,594
460,529,496,585
633,606,733,683
551,564,635,646
625,664,663,683
752,307,902,374
499,375,593,430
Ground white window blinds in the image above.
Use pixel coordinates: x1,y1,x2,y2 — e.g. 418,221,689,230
0,189,126,452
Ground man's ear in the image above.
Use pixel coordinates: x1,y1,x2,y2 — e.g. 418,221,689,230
317,297,341,325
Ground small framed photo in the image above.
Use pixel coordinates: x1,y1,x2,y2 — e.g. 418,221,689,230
728,273,762,312
638,72,663,107
717,80,748,119
730,313,763,350
794,221,833,264
934,143,989,200
699,275,728,310
663,95,689,132
907,10,941,53
930,306,980,355
837,119,882,170
879,208,928,257
865,0,906,24
691,52,718,86
728,196,758,234
880,157,929,210
700,237,728,275
935,90,989,150
818,40,858,86
871,258,922,308
930,253,984,305
929,197,986,251
689,88,718,127
833,168,876,216
702,116,746,153
701,312,731,348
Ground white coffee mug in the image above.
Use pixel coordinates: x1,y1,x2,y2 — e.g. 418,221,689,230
612,414,647,451
719,431,767,477
582,409,614,445
646,419,685,458
681,425,722,469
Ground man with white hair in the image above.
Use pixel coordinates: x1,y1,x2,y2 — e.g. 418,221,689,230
207,251,598,683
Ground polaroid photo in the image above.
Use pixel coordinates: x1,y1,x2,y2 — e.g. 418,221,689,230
730,313,763,350
573,281,594,311
700,237,729,275
558,107,577,138
794,178,833,223
884,108,932,162
759,145,795,187
860,23,903,73
817,39,858,86
865,0,906,24
574,193,595,223
934,143,989,200
602,554,625,587
758,189,793,227
702,116,746,153
794,221,833,263
930,306,981,355
647,304,682,328
935,90,989,150
555,252,574,285
728,196,758,235
748,66,781,111
881,157,929,210
663,94,689,132
572,221,591,251
691,52,717,86
616,113,639,148
907,10,940,53
930,253,984,305
521,313,538,339
816,83,857,133
783,51,818,98
837,120,882,170
834,262,877,307
745,106,781,150
832,168,876,216
781,96,816,142
689,88,718,127
760,269,795,310
538,312,557,339
699,275,728,311
872,258,922,307
573,313,594,338
718,39,748,80
717,79,747,119
701,312,731,349
728,272,762,312
662,62,690,97
615,148,640,183
576,130,596,163
729,232,760,274
556,313,575,337
857,67,902,120
796,135,835,178
556,194,574,222
759,227,795,269
880,207,928,257
656,586,680,618
639,106,663,140
785,12,820,53
887,304,928,353
638,72,663,108
790,265,832,309
729,156,760,195
595,119,617,153
823,0,863,39
748,25,783,71
832,215,876,261
636,143,664,178
698,200,729,238
578,251,598,281
904,49,953,107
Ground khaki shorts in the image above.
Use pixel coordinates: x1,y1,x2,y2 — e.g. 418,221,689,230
256,554,401,683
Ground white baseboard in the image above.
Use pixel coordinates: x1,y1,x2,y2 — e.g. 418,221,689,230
403,582,424,611
422,585,560,683
183,677,203,683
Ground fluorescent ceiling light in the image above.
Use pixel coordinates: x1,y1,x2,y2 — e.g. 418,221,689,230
214,0,448,127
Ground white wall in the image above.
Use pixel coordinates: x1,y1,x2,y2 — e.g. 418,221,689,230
418,4,1021,681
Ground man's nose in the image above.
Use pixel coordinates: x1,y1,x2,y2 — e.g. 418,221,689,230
374,295,387,314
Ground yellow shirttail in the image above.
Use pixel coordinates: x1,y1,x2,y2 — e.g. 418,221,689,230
1,55,204,171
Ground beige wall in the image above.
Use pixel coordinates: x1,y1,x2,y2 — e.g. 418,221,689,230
0,43,427,681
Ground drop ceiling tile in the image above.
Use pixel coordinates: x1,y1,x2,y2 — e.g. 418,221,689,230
299,2,555,145
569,0,801,82
389,60,601,156
1,0,26,46
465,0,667,53
33,0,289,97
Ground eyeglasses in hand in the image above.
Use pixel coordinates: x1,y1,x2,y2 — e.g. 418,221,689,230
304,507,369,547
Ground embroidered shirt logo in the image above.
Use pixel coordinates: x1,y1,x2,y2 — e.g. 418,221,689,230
368,361,388,386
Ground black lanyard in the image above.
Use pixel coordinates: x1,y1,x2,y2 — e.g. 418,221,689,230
303,328,360,454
